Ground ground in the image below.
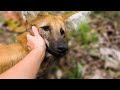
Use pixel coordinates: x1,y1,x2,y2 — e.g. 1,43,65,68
0,11,120,79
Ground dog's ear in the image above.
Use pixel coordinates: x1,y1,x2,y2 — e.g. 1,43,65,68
62,11,91,30
22,11,44,23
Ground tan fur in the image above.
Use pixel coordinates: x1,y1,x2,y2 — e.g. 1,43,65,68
0,31,30,74
31,14,66,39
0,43,29,74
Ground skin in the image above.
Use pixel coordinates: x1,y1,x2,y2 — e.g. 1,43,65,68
0,26,46,79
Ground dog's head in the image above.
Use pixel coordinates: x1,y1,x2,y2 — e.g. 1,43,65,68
22,11,90,57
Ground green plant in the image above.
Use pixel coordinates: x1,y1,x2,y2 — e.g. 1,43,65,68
0,30,3,35
78,22,98,45
65,11,75,14
63,62,83,79
67,22,98,49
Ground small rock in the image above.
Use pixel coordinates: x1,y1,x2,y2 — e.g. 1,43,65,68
56,70,63,79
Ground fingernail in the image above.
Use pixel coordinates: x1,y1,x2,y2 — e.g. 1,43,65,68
32,26,35,29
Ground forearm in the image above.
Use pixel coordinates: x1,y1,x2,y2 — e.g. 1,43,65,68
0,49,45,79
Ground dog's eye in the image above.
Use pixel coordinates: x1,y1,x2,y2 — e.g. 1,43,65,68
41,26,51,31
60,28,65,35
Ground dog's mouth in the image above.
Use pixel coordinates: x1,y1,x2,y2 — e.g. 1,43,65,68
46,46,69,57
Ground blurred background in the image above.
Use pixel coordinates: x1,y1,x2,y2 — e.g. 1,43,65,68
0,11,120,79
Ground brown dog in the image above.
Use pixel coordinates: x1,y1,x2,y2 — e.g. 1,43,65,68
0,11,90,78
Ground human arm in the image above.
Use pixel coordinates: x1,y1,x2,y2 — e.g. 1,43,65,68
0,26,46,79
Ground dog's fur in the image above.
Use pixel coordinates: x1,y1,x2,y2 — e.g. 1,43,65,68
0,11,90,77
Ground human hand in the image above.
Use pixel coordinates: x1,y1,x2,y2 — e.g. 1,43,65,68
27,26,46,52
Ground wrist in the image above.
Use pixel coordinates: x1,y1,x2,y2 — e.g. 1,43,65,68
33,47,46,53
32,47,46,64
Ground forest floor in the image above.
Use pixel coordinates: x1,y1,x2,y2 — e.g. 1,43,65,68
0,11,120,79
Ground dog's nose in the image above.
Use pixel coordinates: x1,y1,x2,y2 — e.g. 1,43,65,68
57,44,68,53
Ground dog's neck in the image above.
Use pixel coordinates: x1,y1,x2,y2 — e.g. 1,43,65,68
0,43,29,74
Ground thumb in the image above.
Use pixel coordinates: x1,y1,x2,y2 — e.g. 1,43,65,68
32,26,40,37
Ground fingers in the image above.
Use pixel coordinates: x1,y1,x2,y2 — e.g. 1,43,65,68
32,26,40,37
